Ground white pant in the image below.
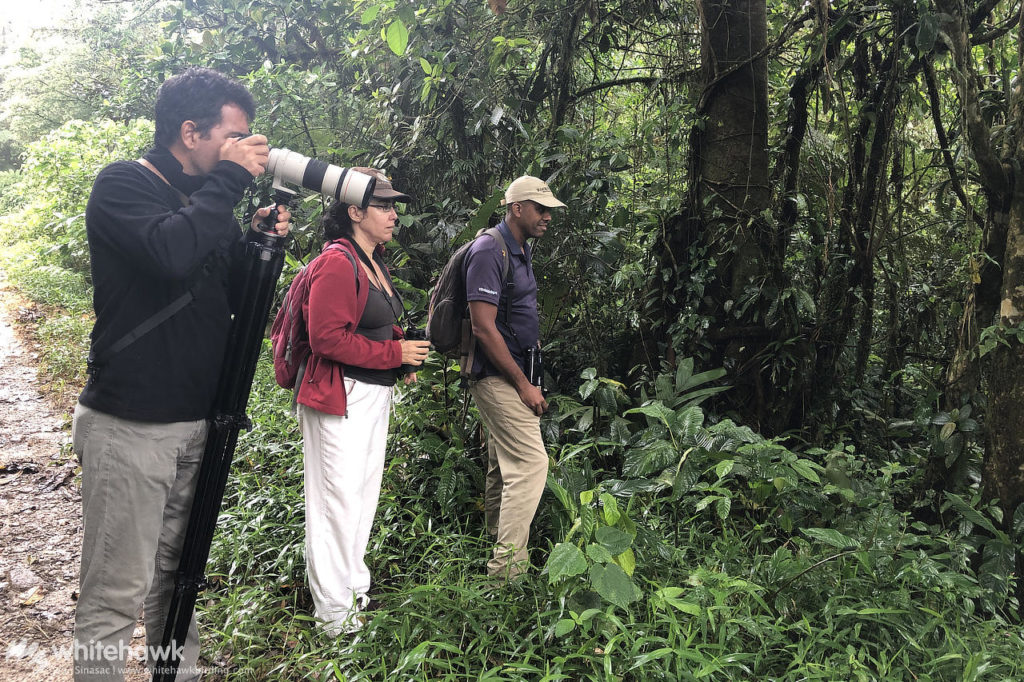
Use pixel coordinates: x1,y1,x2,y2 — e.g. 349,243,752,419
297,379,393,633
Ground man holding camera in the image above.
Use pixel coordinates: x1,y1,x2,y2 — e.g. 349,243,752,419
72,67,290,681
464,176,566,579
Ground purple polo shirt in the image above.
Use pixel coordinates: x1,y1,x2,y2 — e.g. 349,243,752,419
464,221,539,378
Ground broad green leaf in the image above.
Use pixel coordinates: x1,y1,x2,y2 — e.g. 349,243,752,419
674,385,730,407
554,618,576,637
655,372,675,401
360,5,381,23
546,543,587,584
468,190,504,232
795,288,816,315
623,439,676,478
586,543,614,563
628,648,676,670
674,357,694,391
595,385,618,412
419,58,432,75
600,492,620,525
589,563,641,608
595,525,633,555
625,401,675,426
672,458,701,497
385,20,409,56
614,547,636,575
669,405,705,439
946,493,1003,538
680,367,727,391
803,527,858,549
695,495,718,512
547,478,574,513
579,378,599,400
789,458,821,483
715,496,731,520
979,538,1014,605
580,504,596,542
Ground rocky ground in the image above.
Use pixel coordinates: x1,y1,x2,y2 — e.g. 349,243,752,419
0,279,148,681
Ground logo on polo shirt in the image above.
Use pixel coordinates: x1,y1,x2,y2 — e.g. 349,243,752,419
478,287,498,296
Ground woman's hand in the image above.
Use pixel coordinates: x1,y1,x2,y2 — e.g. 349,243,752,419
400,339,430,367
404,372,418,385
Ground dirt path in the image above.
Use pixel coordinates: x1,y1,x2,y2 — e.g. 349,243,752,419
0,277,148,681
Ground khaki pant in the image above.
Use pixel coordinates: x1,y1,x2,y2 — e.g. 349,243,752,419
468,376,549,578
72,402,204,682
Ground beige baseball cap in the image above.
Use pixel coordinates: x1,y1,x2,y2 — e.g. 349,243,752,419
503,175,566,208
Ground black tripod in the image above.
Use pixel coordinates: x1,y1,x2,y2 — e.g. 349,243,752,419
152,218,287,681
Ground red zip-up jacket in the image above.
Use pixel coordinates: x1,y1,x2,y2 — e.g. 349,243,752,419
296,238,404,416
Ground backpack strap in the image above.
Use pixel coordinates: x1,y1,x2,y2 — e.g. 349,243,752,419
286,243,359,362
485,227,516,344
327,241,360,294
462,226,513,385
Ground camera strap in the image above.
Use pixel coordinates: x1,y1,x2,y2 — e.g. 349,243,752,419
350,240,404,323
86,161,208,382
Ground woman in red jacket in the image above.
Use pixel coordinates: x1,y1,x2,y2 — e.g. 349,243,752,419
296,168,430,635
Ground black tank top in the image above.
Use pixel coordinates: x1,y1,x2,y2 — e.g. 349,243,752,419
344,257,404,386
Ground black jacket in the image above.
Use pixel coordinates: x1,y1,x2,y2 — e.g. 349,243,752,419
78,151,253,422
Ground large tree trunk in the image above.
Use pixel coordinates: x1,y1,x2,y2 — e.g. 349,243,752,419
936,0,1024,531
695,0,770,297
689,0,771,425
983,193,1024,521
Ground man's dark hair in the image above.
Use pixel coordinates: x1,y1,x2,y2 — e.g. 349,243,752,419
323,200,355,241
153,67,257,147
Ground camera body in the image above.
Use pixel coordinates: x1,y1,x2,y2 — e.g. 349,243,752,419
266,148,376,208
400,328,427,375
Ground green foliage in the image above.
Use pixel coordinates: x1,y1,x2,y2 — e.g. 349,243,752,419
15,118,153,273
0,116,151,399
0,3,160,170
185,355,1024,680
2,0,1023,677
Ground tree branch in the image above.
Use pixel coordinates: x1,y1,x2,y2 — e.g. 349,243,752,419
923,59,986,230
571,72,693,101
936,0,1010,196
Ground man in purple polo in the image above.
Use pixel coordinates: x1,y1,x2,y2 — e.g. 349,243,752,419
464,175,566,579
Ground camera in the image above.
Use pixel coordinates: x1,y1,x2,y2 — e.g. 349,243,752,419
400,328,427,375
266,148,376,208
525,346,543,388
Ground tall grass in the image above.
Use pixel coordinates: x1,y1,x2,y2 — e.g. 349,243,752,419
195,353,1024,681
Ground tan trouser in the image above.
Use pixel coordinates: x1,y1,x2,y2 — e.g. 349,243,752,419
468,376,549,578
71,402,204,682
